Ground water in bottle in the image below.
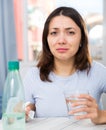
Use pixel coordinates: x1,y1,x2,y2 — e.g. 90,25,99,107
2,61,26,130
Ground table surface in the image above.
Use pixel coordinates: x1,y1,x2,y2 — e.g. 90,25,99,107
0,117,106,130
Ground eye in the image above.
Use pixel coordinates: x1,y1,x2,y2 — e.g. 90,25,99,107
68,31,75,35
50,31,57,36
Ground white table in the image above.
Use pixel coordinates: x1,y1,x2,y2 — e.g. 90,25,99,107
0,117,106,130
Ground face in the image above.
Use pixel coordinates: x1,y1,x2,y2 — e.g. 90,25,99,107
47,15,81,63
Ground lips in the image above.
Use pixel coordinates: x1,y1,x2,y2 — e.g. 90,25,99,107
56,48,68,53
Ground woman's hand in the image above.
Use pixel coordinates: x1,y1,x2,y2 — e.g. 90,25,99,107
68,94,106,124
25,103,35,121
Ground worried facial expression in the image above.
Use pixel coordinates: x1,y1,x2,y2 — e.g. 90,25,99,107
47,15,81,62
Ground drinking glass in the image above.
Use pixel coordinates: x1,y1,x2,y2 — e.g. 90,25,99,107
64,89,89,116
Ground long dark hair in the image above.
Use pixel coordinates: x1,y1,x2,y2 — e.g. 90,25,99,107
37,6,92,82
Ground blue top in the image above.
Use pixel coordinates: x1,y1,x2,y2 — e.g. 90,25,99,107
23,61,106,117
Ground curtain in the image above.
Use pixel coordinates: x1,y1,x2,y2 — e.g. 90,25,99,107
0,0,17,118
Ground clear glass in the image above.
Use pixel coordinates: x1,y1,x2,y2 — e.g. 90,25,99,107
64,89,89,116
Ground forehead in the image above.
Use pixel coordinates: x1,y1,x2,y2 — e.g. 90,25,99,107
49,15,80,29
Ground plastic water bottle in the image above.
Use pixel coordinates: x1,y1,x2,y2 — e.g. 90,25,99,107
2,61,26,130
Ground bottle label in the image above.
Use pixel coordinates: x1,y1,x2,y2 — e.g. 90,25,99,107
6,97,24,113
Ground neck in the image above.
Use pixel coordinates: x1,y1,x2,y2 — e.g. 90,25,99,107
53,59,76,76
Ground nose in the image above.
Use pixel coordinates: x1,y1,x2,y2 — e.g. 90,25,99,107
57,33,66,44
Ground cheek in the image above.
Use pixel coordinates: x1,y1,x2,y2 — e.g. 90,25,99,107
75,45,80,53
70,40,80,53
47,36,57,46
72,37,81,48
73,42,80,51
47,38,54,50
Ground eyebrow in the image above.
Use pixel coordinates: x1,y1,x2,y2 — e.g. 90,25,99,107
65,27,75,30
50,27,75,30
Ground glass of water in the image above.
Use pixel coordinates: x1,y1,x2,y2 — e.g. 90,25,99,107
64,89,89,116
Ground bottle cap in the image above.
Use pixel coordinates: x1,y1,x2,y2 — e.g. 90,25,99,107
8,61,19,70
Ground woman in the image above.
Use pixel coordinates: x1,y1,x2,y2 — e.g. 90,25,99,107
24,6,106,124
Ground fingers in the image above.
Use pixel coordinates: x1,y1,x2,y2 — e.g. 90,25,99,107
71,99,97,108
69,105,98,115
78,94,95,102
74,111,99,120
69,106,99,121
25,106,31,121
26,106,31,112
71,94,97,108
68,95,100,122
74,113,96,120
